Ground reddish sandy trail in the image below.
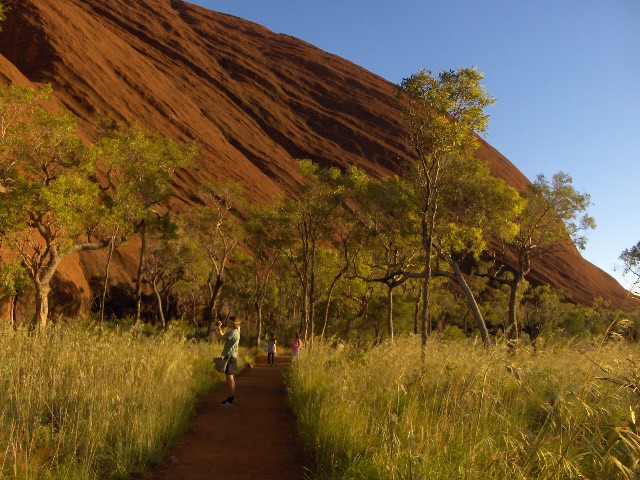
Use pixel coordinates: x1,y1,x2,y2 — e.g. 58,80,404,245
147,356,313,480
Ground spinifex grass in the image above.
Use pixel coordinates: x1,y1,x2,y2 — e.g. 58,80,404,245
287,336,640,479
0,323,219,480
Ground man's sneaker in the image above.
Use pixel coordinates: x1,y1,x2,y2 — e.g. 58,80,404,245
221,397,236,406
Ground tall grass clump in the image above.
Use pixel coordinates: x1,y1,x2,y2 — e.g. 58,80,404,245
0,322,220,479
287,336,640,479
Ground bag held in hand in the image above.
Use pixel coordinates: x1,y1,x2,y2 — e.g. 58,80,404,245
214,356,229,373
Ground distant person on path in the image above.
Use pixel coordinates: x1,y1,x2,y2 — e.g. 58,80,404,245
214,315,241,405
266,333,277,366
291,332,303,359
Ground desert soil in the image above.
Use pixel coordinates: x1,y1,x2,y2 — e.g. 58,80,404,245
146,355,313,480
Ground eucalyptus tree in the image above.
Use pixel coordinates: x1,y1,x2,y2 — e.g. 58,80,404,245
183,182,244,333
521,284,567,340
0,86,43,322
433,156,523,345
620,241,640,295
97,124,196,322
141,215,200,327
92,194,136,324
0,86,114,327
318,223,362,339
275,159,346,341
0,85,52,195
171,236,210,335
0,259,28,325
243,202,285,345
487,172,595,337
398,67,495,354
348,168,421,341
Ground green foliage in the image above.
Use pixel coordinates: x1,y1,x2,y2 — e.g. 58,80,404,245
97,123,196,213
525,172,596,251
620,240,640,294
273,159,348,339
399,67,495,158
522,284,567,339
0,86,110,323
0,259,28,297
348,169,421,271
440,157,523,258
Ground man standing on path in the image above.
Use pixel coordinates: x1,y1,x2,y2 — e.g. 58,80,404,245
214,315,241,405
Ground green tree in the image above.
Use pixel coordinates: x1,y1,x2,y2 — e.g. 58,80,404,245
275,159,346,341
93,191,136,324
433,156,523,345
398,67,495,354
141,216,192,327
244,203,285,345
183,182,243,334
348,169,420,341
97,124,196,322
318,224,361,339
0,259,28,325
488,172,595,337
522,284,567,340
0,88,112,327
620,241,640,295
0,85,52,196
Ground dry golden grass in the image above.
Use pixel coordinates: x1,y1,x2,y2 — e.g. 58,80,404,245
0,323,219,479
287,336,640,479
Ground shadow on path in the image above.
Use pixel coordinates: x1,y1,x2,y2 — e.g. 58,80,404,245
148,355,312,480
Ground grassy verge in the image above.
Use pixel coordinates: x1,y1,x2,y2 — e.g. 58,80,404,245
286,336,640,479
0,322,224,479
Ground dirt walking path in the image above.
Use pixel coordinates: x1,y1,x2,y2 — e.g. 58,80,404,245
147,356,313,480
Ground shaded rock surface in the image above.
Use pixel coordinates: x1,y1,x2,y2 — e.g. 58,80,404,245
0,0,632,319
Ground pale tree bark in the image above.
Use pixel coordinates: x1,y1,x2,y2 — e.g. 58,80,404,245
100,236,116,324
134,222,147,324
436,261,491,347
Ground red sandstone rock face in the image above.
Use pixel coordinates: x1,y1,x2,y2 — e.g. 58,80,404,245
0,0,632,317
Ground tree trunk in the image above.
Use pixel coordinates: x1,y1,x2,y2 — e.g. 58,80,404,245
100,237,116,324
135,222,147,324
420,215,434,362
152,275,165,327
33,281,50,328
206,275,223,336
387,284,394,342
300,278,309,341
413,284,421,335
309,244,317,346
507,273,524,339
321,265,347,339
449,261,491,347
255,300,263,347
321,284,336,340
191,295,199,339
8,294,16,328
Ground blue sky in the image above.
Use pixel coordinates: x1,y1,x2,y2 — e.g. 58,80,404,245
194,0,639,290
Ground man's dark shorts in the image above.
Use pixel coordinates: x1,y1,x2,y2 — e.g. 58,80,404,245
225,356,238,375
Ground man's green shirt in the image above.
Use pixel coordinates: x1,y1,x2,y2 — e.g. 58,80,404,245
222,328,240,358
